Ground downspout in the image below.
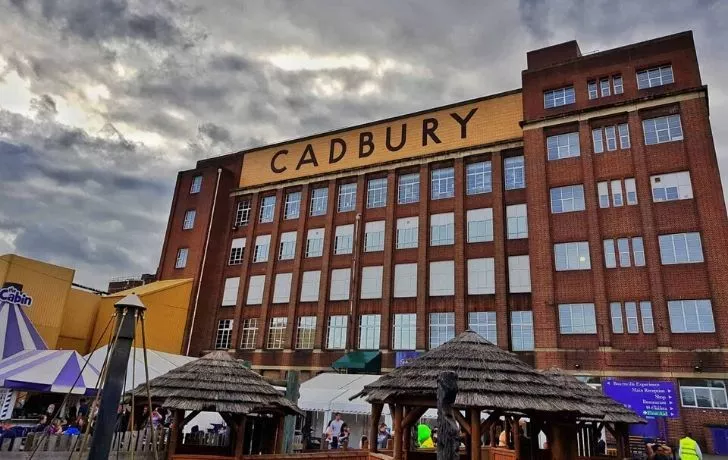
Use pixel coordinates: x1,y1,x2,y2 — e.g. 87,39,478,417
346,213,362,354
185,167,223,355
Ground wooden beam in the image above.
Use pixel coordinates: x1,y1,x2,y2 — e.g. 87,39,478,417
453,410,470,436
402,406,428,430
470,409,481,460
166,410,183,460
393,404,404,460
181,410,201,427
369,403,383,453
234,415,247,458
512,416,521,460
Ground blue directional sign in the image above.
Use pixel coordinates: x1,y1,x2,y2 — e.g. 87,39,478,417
602,379,679,419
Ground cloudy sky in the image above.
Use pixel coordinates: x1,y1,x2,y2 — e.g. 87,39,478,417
0,0,726,289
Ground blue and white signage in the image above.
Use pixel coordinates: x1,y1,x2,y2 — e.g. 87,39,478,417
0,286,33,307
602,379,679,419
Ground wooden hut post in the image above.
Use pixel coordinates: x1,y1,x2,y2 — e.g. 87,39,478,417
615,422,629,459
393,404,404,460
512,417,521,459
167,409,183,460
275,415,286,453
234,415,247,458
470,408,481,460
369,403,383,452
549,422,577,460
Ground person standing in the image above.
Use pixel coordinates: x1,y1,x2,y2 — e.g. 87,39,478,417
325,413,345,449
376,423,391,449
678,433,702,460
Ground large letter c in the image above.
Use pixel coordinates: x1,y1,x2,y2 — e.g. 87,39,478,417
271,150,288,173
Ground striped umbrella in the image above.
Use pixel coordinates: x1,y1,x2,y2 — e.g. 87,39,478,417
0,349,100,395
0,299,47,360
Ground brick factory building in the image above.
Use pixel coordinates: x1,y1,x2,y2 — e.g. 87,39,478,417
157,32,728,448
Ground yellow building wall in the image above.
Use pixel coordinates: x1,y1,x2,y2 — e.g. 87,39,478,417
56,288,101,354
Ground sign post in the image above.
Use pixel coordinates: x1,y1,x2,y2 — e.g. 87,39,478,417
602,379,679,419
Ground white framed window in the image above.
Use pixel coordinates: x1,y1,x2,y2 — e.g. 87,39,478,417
550,185,585,213
310,187,328,216
246,275,265,305
240,318,258,350
467,208,493,243
611,180,624,207
398,173,420,204
338,182,357,212
329,268,351,300
430,261,455,296
544,86,575,109
253,234,271,263
632,237,646,266
668,299,715,333
222,277,240,306
429,312,455,349
392,313,416,350
625,302,639,334
625,178,637,205
431,212,455,246
613,75,624,94
190,175,203,194
598,182,610,208
547,132,580,160
679,380,728,409
659,232,704,264
215,319,233,349
334,224,354,255
641,301,655,334
507,204,528,239
183,210,196,229
175,248,188,268
604,239,617,268
555,242,591,271
296,316,316,349
467,258,495,295
651,171,693,202
508,255,531,293
360,266,384,299
235,200,252,226
364,220,385,252
637,65,674,89
306,228,324,258
592,128,604,154
267,317,287,349
279,231,297,260
229,238,246,265
603,238,645,268
600,78,611,97
284,191,301,220
327,315,348,349
587,81,598,100
367,178,387,208
300,270,321,302
504,156,525,190
598,179,636,208
466,161,492,195
272,272,292,304
558,304,597,334
431,167,455,199
394,263,417,298
643,115,683,145
359,314,381,350
259,195,276,223
617,238,631,267
594,124,630,152
469,312,497,344
610,302,624,334
511,311,534,351
396,217,419,249
618,123,630,148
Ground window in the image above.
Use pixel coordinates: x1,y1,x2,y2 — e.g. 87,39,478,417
610,303,624,334
329,268,351,301
397,173,420,204
559,304,597,334
593,124,630,153
296,317,316,349
547,132,580,160
605,237,645,268
183,210,196,229
613,75,624,94
393,313,416,350
359,314,381,349
507,204,528,239
279,232,296,260
511,311,534,351
394,263,417,298
273,273,292,304
508,255,531,293
283,191,301,220
259,196,276,223
429,312,455,349
611,180,623,206
668,299,715,333
429,261,455,296
229,238,246,265
338,183,357,212
625,178,637,205
215,320,233,349
554,242,591,271
334,224,354,255
544,86,575,109
604,240,617,268
598,179,636,208
466,161,492,195
364,220,385,252
651,171,693,202
469,312,497,344
641,301,655,334
327,315,348,349
235,200,251,226
643,115,683,145
588,81,598,100
175,248,188,268
625,302,639,334
550,185,585,213
246,275,265,305
367,178,387,208
467,208,493,243
632,237,646,266
617,238,631,267
637,65,674,89
253,235,270,263
306,228,324,258
618,123,630,148
598,182,610,208
267,317,287,349
504,156,525,190
431,212,455,246
605,126,617,151
431,168,455,199
659,232,704,264
240,318,258,350
397,217,418,249
300,271,321,302
310,187,329,216
190,175,202,194
222,277,240,306
360,266,383,299
467,258,495,295
600,78,611,97
679,380,728,409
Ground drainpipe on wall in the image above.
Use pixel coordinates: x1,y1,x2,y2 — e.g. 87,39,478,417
346,213,362,354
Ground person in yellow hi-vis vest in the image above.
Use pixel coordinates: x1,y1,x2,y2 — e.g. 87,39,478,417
679,432,703,460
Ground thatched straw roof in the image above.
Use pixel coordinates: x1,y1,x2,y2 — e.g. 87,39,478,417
541,369,644,424
130,351,300,415
356,331,604,418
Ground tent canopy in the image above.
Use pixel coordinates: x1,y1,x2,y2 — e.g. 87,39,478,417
0,297,47,360
331,351,381,373
0,349,99,395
